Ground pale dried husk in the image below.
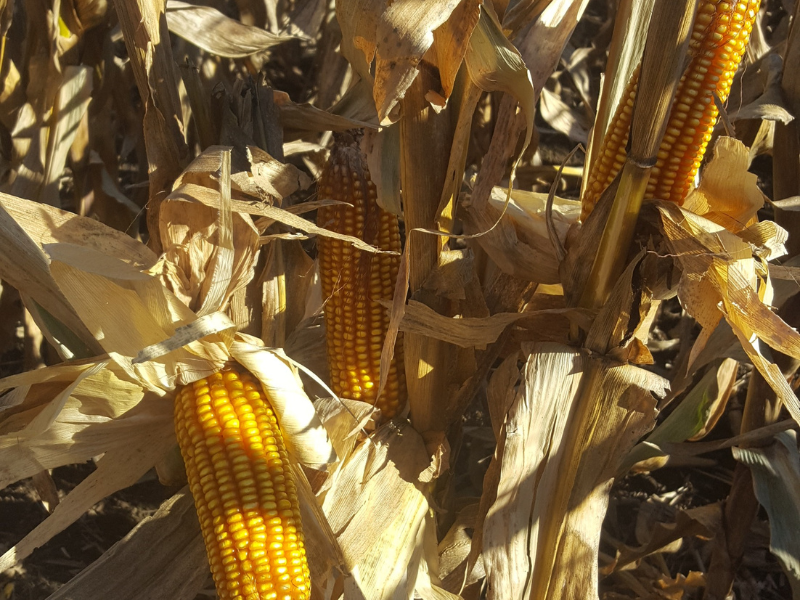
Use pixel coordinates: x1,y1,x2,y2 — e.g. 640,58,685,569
470,343,663,600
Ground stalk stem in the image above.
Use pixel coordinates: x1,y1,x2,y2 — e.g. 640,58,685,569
579,162,650,309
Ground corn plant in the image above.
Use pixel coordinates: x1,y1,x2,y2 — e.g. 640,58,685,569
0,1,798,600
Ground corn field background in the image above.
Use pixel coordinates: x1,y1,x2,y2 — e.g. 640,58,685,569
0,0,799,599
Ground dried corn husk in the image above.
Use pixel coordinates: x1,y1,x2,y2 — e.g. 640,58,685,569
475,343,663,600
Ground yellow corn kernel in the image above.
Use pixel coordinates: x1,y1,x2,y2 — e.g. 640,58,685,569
317,131,407,420
175,368,310,600
582,0,760,220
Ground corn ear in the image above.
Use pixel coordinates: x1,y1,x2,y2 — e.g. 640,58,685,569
175,368,311,600
582,0,761,219
317,132,407,420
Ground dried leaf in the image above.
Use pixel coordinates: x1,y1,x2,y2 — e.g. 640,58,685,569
465,4,534,153
585,250,650,360
46,249,175,346
247,146,312,202
436,80,482,234
10,66,92,206
660,419,797,459
168,182,393,256
47,488,208,600
329,77,382,126
166,0,295,58
373,0,461,122
398,299,591,348
0,197,103,358
321,421,430,600
518,0,591,94
432,0,482,99
0,57,23,130
274,90,378,133
622,360,738,474
465,0,587,282
486,187,580,249
132,311,236,364
160,148,261,314
462,200,562,284
47,244,230,387
377,239,410,405
363,125,402,215
290,459,354,594
0,361,170,488
86,163,144,233
438,504,484,591
457,351,520,589
584,0,653,195
656,202,800,427
481,343,662,599
315,396,376,476
419,431,450,483
729,53,795,125
682,137,766,234
540,86,591,144
336,0,384,81
114,0,188,249
740,220,788,261
0,419,175,572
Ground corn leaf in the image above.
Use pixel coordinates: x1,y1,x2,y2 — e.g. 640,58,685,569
734,433,800,598
622,360,738,474
0,193,157,268
0,198,104,357
0,418,175,572
321,421,431,600
480,343,663,600
47,488,208,600
656,202,800,426
166,0,296,58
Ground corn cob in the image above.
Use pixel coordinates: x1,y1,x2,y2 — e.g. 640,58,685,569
175,368,310,600
581,0,760,220
317,131,407,420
